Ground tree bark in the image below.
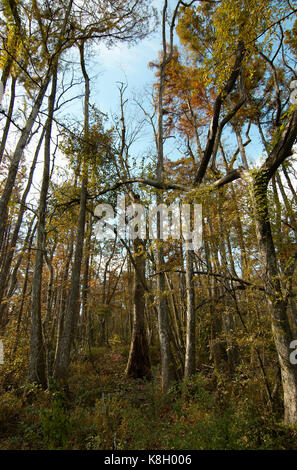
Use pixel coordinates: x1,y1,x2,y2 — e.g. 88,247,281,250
253,170,297,424
0,72,52,252
28,64,58,387
184,247,196,378
53,41,88,382
0,127,45,312
126,238,151,379
0,76,17,164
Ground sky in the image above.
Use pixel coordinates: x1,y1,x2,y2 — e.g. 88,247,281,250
55,0,265,175
83,0,172,116
58,0,165,119
2,0,294,206
49,0,188,186
92,37,160,115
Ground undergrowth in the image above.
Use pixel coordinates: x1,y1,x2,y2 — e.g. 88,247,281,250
0,346,296,450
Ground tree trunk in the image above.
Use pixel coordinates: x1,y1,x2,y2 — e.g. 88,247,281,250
184,247,196,378
126,238,151,379
0,76,16,164
0,127,44,311
53,178,87,382
253,170,297,424
54,41,88,383
157,245,176,391
54,229,75,363
28,65,58,387
0,71,52,252
80,213,92,343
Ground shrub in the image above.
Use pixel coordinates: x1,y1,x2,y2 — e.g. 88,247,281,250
41,389,70,450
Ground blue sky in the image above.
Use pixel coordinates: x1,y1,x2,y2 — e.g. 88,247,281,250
61,0,265,171
88,0,173,116
28,0,295,196
59,0,165,119
91,36,160,116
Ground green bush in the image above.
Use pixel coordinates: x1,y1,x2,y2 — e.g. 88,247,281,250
41,389,70,450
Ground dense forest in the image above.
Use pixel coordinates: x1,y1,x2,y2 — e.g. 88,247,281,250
0,0,297,451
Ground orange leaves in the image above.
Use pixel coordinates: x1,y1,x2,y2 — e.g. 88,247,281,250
157,47,209,139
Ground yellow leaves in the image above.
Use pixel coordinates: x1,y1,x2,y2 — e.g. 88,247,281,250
177,0,285,94
95,304,113,317
109,334,121,346
285,18,297,57
59,108,114,182
2,0,18,27
0,26,20,76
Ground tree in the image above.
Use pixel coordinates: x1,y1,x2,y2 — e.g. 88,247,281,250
29,63,58,387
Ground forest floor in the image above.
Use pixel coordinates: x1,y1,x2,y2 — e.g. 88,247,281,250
1,345,297,450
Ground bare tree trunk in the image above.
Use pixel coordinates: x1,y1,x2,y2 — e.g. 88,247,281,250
54,229,74,362
156,247,176,391
54,177,87,382
165,273,185,360
282,164,297,207
0,76,16,164
0,0,74,252
253,171,297,424
43,241,57,377
0,127,44,311
80,213,92,343
0,72,52,252
13,224,36,355
184,247,195,378
154,1,179,392
0,218,35,331
54,41,88,382
28,64,58,387
126,238,151,379
206,214,228,371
